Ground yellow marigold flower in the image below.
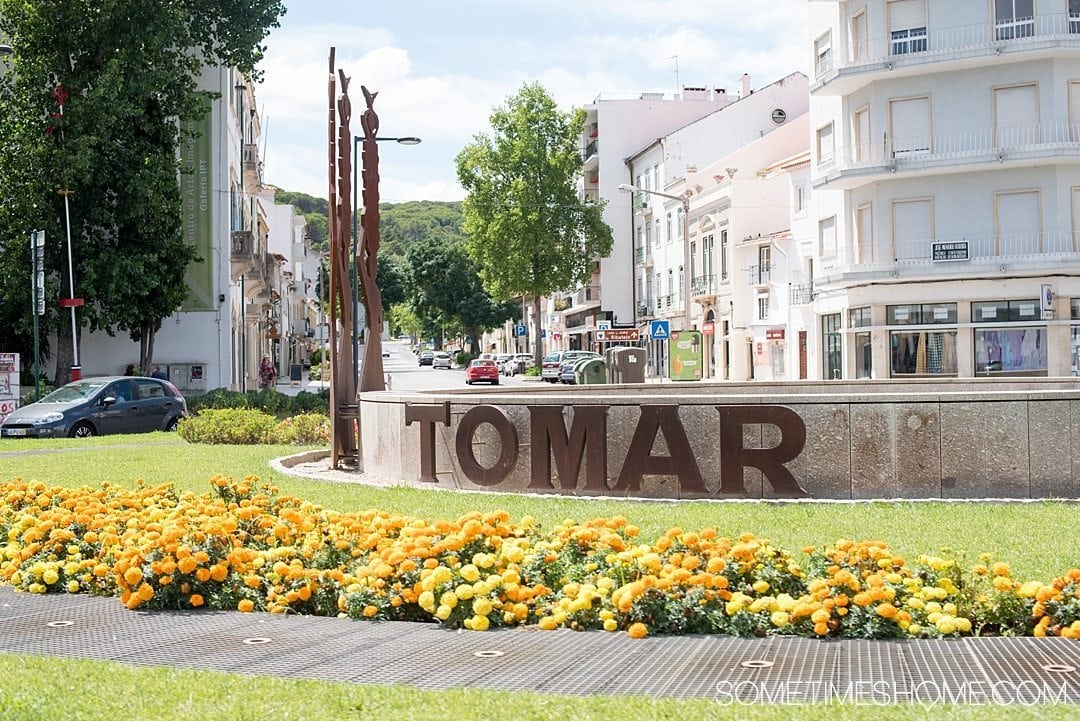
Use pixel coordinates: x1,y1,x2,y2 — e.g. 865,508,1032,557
811,608,830,625
991,562,1011,577
991,576,1014,592
771,611,790,627
936,617,957,635
237,599,255,613
67,580,81,594
471,614,490,631
418,590,435,610
136,583,155,602
435,604,453,621
362,605,378,618
752,580,770,594
123,567,143,586
627,622,648,639
459,564,480,583
603,618,618,632
1017,581,1041,599
538,616,558,631
473,598,493,616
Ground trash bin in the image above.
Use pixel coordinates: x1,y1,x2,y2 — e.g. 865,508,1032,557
575,358,607,385
610,347,647,383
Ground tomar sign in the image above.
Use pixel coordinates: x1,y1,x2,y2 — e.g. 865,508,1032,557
405,402,808,497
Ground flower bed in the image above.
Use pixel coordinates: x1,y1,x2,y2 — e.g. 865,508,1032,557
1,476,1078,639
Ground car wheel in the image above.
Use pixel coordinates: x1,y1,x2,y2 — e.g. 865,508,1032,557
465,379,471,385
493,379,499,385
165,417,180,432
69,422,95,438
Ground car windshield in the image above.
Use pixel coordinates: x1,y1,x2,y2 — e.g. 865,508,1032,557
38,380,107,403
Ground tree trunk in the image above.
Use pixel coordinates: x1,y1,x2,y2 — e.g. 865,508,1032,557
52,312,75,387
532,295,543,368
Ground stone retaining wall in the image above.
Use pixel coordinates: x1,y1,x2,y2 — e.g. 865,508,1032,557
358,379,1080,500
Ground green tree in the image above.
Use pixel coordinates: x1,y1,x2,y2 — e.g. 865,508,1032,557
405,236,516,355
455,82,612,365
0,0,285,383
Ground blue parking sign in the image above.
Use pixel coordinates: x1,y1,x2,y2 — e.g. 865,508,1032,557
650,319,670,340
515,324,528,337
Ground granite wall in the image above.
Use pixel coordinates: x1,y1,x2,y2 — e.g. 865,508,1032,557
358,379,1080,499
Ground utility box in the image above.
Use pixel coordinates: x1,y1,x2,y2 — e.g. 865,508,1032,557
575,358,606,385
167,363,207,392
608,347,647,384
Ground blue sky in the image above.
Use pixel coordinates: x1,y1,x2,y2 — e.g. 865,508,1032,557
258,1,809,203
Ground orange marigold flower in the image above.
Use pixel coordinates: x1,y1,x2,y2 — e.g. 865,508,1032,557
237,599,255,613
627,622,648,639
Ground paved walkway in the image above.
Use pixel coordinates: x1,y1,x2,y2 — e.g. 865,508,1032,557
1,585,1078,702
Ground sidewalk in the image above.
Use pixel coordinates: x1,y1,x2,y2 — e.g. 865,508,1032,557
1,585,1077,702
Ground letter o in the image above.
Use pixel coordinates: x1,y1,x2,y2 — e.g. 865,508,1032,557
455,405,519,486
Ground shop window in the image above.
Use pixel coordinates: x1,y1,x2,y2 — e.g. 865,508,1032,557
974,328,1047,376
972,299,1040,323
887,303,956,325
849,306,872,328
890,331,958,377
822,313,842,379
855,332,872,379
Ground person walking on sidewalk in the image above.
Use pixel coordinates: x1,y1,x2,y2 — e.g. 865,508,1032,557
259,356,277,388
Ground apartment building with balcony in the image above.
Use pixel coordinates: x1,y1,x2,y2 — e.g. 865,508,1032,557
78,66,313,391
808,0,1080,379
571,86,736,345
624,73,810,378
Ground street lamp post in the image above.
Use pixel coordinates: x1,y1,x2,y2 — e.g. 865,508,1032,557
617,183,692,331
350,135,420,384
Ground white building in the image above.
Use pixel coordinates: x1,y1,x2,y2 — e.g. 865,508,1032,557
808,0,1080,379
75,66,316,391
624,73,811,378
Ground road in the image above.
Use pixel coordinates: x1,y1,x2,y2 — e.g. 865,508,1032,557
380,340,538,392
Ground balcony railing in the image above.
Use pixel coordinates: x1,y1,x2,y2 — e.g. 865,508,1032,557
789,283,815,305
824,13,1080,79
747,264,772,285
637,302,656,319
817,121,1080,173
820,231,1080,273
582,138,599,162
634,246,653,265
691,274,717,297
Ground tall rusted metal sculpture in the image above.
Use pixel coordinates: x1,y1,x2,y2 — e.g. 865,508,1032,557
357,86,386,393
326,49,358,468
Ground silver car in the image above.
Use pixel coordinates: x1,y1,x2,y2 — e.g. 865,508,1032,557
432,352,453,369
0,376,188,439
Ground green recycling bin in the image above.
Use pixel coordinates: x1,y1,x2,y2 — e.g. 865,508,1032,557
575,358,607,385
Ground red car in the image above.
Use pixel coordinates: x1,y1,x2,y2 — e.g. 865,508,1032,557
465,359,500,385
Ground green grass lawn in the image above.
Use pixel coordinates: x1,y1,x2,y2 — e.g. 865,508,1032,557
0,434,1077,720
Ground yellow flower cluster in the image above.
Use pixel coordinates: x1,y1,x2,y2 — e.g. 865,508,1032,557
0,477,1078,640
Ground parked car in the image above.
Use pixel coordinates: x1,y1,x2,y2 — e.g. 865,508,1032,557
501,353,534,376
558,351,602,384
493,353,513,374
432,351,453,369
0,376,187,439
465,359,500,385
541,351,567,382
418,350,434,366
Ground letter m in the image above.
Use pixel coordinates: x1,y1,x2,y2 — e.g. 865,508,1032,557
529,406,609,491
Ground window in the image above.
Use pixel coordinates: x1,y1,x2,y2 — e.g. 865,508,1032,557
758,245,771,284
994,84,1038,147
690,240,697,283
666,212,674,243
758,294,770,322
816,123,835,166
996,190,1040,255
851,10,868,62
1071,82,1080,141
888,0,928,54
890,96,931,157
822,313,843,379
855,332,872,379
849,307,872,328
972,299,1040,323
995,0,1035,40
644,218,652,247
1071,0,1080,33
702,234,714,279
856,204,874,263
678,265,685,308
720,229,729,280
854,106,870,162
676,206,684,239
667,269,674,306
1073,187,1080,251
819,216,837,258
654,218,661,247
974,301,1046,375
795,184,806,213
892,198,933,261
815,32,832,77
890,331,957,377
887,303,957,325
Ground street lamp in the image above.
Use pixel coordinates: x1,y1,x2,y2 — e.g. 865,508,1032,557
617,183,693,331
350,135,420,383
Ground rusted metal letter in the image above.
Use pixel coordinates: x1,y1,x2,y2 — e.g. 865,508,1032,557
528,405,610,491
717,405,807,496
614,405,706,494
405,402,450,483
455,405,519,487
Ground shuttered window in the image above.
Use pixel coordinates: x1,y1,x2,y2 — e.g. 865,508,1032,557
851,11,868,61
892,199,933,260
1069,81,1080,141
890,97,930,157
1071,187,1080,251
819,216,837,258
817,123,835,165
856,204,874,263
888,0,927,54
994,84,1038,146
815,33,832,77
997,190,1040,254
854,107,870,162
